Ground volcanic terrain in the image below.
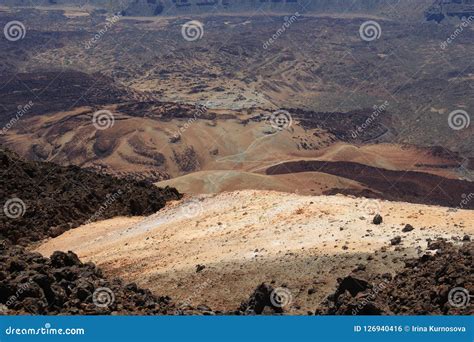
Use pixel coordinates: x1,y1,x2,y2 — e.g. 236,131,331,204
0,2,472,317
36,190,474,314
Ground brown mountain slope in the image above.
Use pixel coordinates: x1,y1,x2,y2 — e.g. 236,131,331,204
266,160,474,208
1,10,472,154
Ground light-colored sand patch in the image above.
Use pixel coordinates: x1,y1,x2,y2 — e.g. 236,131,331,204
36,191,473,313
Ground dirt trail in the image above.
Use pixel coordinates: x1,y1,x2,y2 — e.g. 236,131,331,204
36,191,473,313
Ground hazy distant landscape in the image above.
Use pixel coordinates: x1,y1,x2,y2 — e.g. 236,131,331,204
0,0,472,316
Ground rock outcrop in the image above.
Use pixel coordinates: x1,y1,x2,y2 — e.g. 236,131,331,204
317,240,474,315
0,147,181,245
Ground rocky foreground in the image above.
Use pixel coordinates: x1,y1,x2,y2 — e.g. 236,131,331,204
0,147,180,245
36,190,473,314
1,239,471,315
0,145,184,314
0,244,176,315
1,146,472,315
0,241,284,315
316,239,473,315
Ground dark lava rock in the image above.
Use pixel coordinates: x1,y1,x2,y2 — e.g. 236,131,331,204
7,258,27,272
50,251,82,268
317,240,473,315
353,264,367,272
390,236,402,245
402,224,414,233
315,275,384,315
239,283,284,315
195,264,206,273
0,246,179,315
334,276,371,299
1,245,261,316
0,147,181,246
427,239,446,250
372,214,383,225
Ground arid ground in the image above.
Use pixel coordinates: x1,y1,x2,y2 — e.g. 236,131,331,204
36,190,474,313
0,2,472,316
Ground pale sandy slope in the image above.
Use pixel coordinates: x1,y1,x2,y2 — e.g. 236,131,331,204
155,170,365,195
36,191,473,314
